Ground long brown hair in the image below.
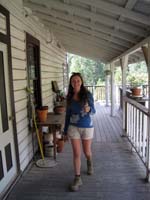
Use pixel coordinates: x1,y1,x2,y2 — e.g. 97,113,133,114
67,73,89,106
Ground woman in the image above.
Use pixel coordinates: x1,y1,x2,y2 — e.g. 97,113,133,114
63,72,96,192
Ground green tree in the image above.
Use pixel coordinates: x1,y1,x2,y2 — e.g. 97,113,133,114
67,53,105,85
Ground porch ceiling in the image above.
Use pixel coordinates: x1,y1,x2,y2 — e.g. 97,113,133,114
23,0,150,63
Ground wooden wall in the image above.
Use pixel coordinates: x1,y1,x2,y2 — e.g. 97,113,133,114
0,0,66,171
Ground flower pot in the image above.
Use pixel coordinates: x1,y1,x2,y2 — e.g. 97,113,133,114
131,87,142,96
53,105,65,114
37,106,48,122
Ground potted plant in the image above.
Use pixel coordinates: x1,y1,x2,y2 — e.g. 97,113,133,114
127,76,142,96
53,90,66,114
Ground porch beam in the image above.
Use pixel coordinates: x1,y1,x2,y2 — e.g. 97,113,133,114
53,30,122,55
36,12,132,48
111,35,150,64
63,47,106,62
125,0,137,9
45,23,126,52
24,0,148,37
57,37,117,58
77,0,149,26
57,39,115,58
24,1,138,44
120,55,128,133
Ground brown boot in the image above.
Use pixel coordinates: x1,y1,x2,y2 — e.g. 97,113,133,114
87,159,94,175
69,176,82,191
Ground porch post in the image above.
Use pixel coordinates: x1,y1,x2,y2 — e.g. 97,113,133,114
142,46,148,66
105,64,110,106
142,42,150,181
110,62,115,116
120,55,128,134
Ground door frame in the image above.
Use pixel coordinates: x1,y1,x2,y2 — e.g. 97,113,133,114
26,33,42,107
0,4,20,173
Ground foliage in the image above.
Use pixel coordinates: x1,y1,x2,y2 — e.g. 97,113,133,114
114,61,148,86
67,54,148,87
67,53,105,85
126,61,148,87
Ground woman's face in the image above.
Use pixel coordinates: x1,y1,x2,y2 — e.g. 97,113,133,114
71,75,82,93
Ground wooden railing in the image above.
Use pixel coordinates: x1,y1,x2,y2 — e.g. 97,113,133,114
86,85,120,104
86,85,106,102
124,96,150,181
86,84,149,105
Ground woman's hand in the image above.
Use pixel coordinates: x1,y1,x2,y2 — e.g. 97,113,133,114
84,103,90,113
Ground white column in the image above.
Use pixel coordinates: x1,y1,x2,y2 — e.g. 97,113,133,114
110,62,115,116
105,75,109,106
105,64,110,106
146,41,150,181
120,55,128,133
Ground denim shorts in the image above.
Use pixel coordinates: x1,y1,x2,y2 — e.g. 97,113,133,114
68,125,94,140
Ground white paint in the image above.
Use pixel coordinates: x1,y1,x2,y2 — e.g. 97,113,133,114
0,43,17,195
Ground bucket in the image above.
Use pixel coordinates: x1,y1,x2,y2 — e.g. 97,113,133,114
44,144,54,157
43,133,53,145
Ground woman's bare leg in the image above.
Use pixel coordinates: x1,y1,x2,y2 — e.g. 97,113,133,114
71,139,81,175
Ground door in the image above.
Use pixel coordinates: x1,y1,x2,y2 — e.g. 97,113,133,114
0,43,17,194
26,33,42,129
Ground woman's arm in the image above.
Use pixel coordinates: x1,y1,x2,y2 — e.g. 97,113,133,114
63,106,71,135
88,92,96,115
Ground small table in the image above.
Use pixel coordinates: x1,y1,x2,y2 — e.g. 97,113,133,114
37,112,65,160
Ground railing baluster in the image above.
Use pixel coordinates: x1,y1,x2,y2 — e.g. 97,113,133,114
124,96,150,181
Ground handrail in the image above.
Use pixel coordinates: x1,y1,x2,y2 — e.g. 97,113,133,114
123,96,149,116
123,96,150,181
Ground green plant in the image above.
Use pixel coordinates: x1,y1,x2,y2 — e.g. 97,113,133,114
127,75,145,88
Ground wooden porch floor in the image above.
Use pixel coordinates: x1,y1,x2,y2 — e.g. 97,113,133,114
6,102,150,200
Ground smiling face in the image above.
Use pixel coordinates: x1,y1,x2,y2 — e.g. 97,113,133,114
71,75,82,93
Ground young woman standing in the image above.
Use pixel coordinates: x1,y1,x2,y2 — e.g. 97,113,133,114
63,73,96,191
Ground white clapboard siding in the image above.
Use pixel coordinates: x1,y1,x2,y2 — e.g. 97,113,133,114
14,90,27,102
41,78,52,85
41,65,63,72
41,57,62,67
41,40,65,57
15,100,27,113
1,0,66,172
12,58,26,70
43,98,53,109
13,80,27,91
16,118,28,134
17,128,29,145
41,50,64,64
10,24,25,41
41,84,52,92
15,109,27,123
11,37,25,51
11,47,26,60
18,132,32,155
20,150,33,171
41,44,65,60
13,69,27,80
